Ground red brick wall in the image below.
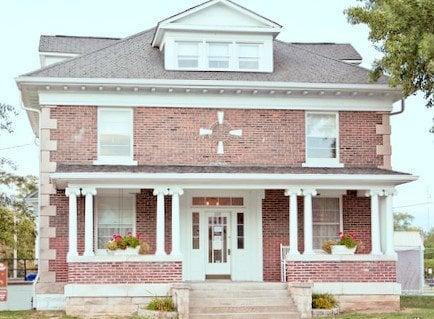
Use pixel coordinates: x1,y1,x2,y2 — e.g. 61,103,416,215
68,262,182,284
286,261,396,282
50,106,383,167
262,190,373,281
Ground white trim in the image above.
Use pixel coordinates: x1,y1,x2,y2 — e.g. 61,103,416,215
96,107,135,165
67,253,182,263
286,253,397,262
65,283,172,297
312,282,401,295
38,91,395,111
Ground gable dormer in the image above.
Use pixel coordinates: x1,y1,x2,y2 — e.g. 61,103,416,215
152,0,281,73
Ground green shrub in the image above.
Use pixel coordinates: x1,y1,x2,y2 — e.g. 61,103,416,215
312,293,338,309
146,297,176,312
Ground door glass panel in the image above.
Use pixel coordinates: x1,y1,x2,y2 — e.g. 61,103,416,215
208,213,228,264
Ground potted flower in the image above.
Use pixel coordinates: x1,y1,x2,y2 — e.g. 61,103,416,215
106,232,141,255
330,232,358,255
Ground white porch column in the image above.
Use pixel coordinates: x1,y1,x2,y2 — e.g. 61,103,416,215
154,187,169,256
169,187,184,257
82,187,97,257
384,188,396,256
302,188,317,255
367,189,382,255
285,188,302,256
65,187,80,258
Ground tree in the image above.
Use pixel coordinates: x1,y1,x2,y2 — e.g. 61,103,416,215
393,212,420,231
345,0,434,107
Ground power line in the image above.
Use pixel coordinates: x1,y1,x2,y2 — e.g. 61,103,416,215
0,143,34,151
393,202,434,209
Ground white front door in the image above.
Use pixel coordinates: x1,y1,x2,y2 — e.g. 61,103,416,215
205,211,231,275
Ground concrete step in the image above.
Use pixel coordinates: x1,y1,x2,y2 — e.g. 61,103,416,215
189,282,287,290
190,289,289,298
189,312,300,319
190,305,296,314
190,296,293,307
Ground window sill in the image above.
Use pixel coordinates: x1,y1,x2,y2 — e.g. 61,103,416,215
67,253,182,263
93,158,137,166
302,160,344,168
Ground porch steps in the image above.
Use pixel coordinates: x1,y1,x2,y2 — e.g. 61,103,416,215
189,282,300,319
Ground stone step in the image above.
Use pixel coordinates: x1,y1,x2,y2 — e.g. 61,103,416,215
189,282,287,290
190,305,296,314
190,296,293,307
190,289,289,298
189,312,300,319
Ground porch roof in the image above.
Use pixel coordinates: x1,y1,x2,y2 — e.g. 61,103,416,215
51,164,416,189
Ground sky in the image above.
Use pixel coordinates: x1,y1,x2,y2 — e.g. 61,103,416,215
1,0,433,229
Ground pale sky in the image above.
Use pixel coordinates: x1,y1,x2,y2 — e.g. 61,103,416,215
1,0,433,229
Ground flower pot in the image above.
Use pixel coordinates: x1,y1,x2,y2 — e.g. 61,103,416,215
331,245,357,255
125,246,140,255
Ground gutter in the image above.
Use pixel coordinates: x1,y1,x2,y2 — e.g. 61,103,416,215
390,98,405,116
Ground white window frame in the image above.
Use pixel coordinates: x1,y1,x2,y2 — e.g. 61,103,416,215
312,196,343,253
303,111,344,168
171,39,264,72
94,107,136,166
95,194,137,253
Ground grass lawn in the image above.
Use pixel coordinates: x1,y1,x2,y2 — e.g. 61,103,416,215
1,296,433,319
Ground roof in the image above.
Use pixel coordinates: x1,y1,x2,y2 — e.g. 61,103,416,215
394,231,424,250
39,35,120,54
26,28,386,84
56,164,408,175
290,43,362,62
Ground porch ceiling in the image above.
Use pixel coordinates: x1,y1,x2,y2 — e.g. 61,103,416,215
50,164,416,189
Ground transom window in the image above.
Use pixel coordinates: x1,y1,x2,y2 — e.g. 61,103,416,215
207,42,230,69
192,197,244,206
305,112,340,167
97,108,134,165
177,41,199,68
238,43,260,70
96,193,135,249
312,197,342,250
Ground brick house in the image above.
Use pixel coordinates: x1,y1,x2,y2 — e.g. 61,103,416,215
17,0,416,317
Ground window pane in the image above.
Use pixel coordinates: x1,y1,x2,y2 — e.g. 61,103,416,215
177,42,199,68
312,198,340,249
306,113,337,159
98,110,132,158
208,43,230,69
238,43,259,70
239,59,259,70
192,212,200,250
178,58,198,68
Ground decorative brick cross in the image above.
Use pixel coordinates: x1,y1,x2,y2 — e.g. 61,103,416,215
199,111,242,155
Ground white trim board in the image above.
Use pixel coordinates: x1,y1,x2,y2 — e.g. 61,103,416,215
38,91,394,111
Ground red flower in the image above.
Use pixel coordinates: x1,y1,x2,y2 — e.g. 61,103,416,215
136,232,141,240
127,232,132,237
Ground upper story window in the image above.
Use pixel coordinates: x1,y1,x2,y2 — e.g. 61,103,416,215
177,41,200,68
207,42,230,69
95,108,136,165
304,112,342,168
238,43,260,70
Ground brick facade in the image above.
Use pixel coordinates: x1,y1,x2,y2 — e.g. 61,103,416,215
286,261,396,283
68,262,182,284
262,189,373,281
50,106,385,167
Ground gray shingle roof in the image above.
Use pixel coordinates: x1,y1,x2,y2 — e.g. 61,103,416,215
39,35,120,54
290,43,362,61
56,164,408,175
27,28,386,84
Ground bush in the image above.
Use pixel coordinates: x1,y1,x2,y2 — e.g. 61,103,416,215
146,297,176,312
312,293,338,309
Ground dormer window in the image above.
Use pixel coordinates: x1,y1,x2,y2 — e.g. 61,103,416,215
177,41,200,68
238,43,260,70
208,42,230,69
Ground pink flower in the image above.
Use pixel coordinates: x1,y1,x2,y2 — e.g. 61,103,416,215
127,232,132,236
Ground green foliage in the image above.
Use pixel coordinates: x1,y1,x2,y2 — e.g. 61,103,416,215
424,258,434,271
393,212,420,231
312,293,338,309
345,0,434,107
146,297,176,312
123,233,140,248
338,232,358,248
106,233,142,250
401,295,434,309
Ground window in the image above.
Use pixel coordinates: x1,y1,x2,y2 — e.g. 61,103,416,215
312,198,341,250
177,41,199,68
192,212,200,249
306,112,340,166
96,193,135,249
236,212,244,249
208,42,230,69
97,108,134,164
192,197,244,206
237,43,260,70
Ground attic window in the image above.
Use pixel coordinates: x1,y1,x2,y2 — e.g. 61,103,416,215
238,43,260,70
208,42,230,69
177,41,199,68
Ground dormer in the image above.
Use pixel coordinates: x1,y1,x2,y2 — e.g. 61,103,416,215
152,0,282,73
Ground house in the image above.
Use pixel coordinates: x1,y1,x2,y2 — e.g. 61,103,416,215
16,0,417,317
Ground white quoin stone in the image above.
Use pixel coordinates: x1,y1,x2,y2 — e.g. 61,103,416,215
302,188,317,255
217,111,224,124
168,187,184,257
65,187,81,258
154,187,169,256
81,187,97,256
285,188,302,256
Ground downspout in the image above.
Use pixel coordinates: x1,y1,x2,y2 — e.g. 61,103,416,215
390,98,405,116
19,92,41,309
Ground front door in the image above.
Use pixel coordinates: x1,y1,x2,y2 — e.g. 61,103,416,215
205,211,231,276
